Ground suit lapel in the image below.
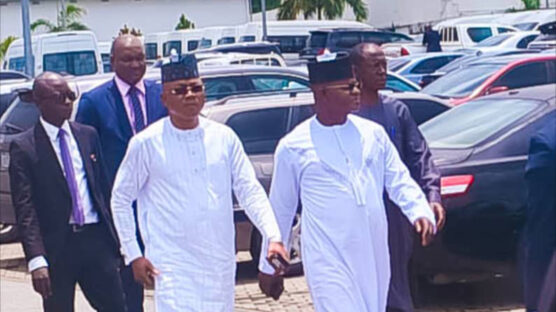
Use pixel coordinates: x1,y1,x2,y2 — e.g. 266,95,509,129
145,80,159,124
108,79,133,140
34,123,70,197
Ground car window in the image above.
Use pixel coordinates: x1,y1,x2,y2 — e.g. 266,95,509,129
467,27,493,43
475,34,512,47
421,98,543,149
513,22,537,31
401,98,450,125
385,74,419,92
309,32,328,48
226,107,290,155
388,58,411,72
239,35,256,42
203,76,247,101
410,55,462,74
163,41,182,57
145,43,158,59
250,75,309,92
8,57,26,72
43,51,98,76
0,98,40,134
422,64,503,98
492,61,548,89
517,35,539,49
292,104,315,128
497,27,515,34
267,36,307,53
188,40,199,51
330,32,361,48
0,92,17,117
217,37,236,45
200,39,212,49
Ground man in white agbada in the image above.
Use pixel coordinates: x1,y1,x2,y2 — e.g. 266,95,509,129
110,53,288,311
258,54,437,312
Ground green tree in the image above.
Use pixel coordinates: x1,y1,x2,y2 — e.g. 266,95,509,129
119,25,143,37
30,3,88,32
278,0,367,22
175,14,196,30
0,36,18,62
521,0,540,10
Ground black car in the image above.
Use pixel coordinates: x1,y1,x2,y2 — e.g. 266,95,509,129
413,85,555,289
300,28,414,60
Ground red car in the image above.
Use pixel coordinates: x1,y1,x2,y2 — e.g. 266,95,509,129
421,54,556,105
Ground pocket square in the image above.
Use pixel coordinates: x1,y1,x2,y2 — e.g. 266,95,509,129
90,154,97,162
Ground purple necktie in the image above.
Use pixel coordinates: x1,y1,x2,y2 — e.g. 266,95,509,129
58,128,85,225
128,86,145,133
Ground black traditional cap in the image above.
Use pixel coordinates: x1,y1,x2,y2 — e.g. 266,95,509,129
161,52,199,83
307,52,353,84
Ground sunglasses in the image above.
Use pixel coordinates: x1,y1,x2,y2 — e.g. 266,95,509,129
170,85,204,95
323,81,361,92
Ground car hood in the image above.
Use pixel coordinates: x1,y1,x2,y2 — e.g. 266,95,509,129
430,148,474,167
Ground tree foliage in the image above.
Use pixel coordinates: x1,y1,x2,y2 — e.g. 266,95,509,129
278,0,367,22
175,14,196,30
30,4,88,33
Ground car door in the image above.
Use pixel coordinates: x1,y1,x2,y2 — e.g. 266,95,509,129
488,60,550,94
403,55,463,84
398,98,451,125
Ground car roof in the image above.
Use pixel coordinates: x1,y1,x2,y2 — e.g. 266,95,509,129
467,53,554,65
311,27,377,33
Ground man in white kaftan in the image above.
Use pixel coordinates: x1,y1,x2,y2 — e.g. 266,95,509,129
111,53,287,312
258,54,436,312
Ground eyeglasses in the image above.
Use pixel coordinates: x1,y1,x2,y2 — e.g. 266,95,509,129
323,81,361,92
170,85,204,95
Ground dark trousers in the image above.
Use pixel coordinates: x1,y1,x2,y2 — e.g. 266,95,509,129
386,200,415,312
120,203,144,312
43,224,126,312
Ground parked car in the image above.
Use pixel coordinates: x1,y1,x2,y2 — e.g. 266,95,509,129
196,41,282,56
387,92,452,125
387,52,465,86
383,23,518,57
0,70,30,82
464,31,540,53
197,53,287,68
300,28,414,60
413,85,555,291
421,54,556,105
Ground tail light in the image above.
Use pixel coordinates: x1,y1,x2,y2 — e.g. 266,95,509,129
400,47,410,56
317,48,330,56
441,175,474,197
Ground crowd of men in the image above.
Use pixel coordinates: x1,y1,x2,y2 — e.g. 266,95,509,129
7,33,554,312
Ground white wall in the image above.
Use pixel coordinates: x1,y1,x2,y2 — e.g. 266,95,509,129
0,0,251,41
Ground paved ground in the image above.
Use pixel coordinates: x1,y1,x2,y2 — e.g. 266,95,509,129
0,243,526,311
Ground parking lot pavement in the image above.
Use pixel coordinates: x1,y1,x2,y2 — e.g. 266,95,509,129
1,243,526,312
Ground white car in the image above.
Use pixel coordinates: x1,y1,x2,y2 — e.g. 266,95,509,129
465,31,540,53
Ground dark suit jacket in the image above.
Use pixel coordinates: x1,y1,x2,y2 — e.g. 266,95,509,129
9,122,120,265
75,78,167,184
523,121,556,310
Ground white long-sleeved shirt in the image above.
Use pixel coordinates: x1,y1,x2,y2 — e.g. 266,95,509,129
28,119,98,272
260,115,435,312
111,117,281,311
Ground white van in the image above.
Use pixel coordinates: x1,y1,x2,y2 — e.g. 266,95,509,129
144,32,169,61
98,41,111,72
163,29,203,56
238,20,369,55
199,26,238,49
4,31,103,76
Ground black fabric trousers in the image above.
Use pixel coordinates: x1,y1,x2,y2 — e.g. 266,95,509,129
43,223,126,312
386,200,416,312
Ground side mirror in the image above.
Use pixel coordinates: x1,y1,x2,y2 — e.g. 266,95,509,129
485,85,509,95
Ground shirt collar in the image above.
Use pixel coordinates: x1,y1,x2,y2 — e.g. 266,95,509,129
114,75,145,97
40,117,72,142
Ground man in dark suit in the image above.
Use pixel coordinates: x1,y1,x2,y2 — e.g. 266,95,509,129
522,120,555,312
351,43,445,312
9,72,126,312
76,34,167,312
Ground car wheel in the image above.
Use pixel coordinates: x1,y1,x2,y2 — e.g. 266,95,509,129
0,223,18,244
249,213,303,277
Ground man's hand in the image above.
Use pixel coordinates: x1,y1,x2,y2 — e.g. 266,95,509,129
31,267,52,298
131,257,159,289
258,272,284,300
429,202,446,231
267,241,289,262
414,218,435,246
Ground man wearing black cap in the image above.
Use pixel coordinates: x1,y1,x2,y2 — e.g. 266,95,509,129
110,53,288,311
258,53,436,311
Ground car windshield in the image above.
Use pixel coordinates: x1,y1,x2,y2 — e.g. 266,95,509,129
422,63,503,98
476,34,512,47
513,22,538,31
43,51,98,76
145,43,157,60
420,98,542,149
309,32,328,48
